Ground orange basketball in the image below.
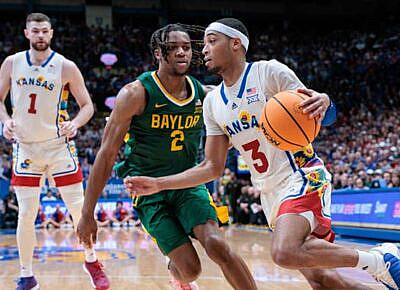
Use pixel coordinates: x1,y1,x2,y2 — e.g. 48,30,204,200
259,90,320,151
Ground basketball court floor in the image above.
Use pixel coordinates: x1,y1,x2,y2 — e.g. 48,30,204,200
0,226,385,289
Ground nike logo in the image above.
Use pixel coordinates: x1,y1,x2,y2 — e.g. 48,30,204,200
155,103,167,108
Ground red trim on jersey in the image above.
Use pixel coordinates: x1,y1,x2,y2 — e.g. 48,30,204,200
54,167,83,187
277,189,332,239
11,174,41,187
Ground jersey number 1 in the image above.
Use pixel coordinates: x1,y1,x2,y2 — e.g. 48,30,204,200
242,139,269,173
28,93,37,114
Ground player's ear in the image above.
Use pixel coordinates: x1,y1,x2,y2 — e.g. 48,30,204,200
231,38,242,52
154,48,161,61
49,28,54,39
24,28,29,39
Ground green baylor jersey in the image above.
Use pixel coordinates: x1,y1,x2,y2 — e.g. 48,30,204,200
116,71,205,179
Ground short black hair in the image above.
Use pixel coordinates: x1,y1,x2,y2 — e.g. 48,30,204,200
116,201,123,206
215,18,249,39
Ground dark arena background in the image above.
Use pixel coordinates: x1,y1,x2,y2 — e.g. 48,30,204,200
0,0,399,289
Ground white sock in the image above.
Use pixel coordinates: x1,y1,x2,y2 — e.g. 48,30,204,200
21,265,33,278
356,250,380,273
85,248,97,263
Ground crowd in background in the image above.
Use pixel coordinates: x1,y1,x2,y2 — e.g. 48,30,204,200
1,17,400,228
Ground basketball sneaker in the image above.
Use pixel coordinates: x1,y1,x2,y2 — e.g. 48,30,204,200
15,276,39,290
83,260,110,290
369,243,400,289
168,269,200,290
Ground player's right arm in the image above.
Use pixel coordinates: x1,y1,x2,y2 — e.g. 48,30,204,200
77,80,146,246
0,56,15,140
124,134,230,195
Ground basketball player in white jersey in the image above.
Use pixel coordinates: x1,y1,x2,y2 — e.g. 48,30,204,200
0,13,109,290
124,18,400,289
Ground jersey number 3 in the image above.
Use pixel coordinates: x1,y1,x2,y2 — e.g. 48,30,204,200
28,93,37,114
242,139,269,173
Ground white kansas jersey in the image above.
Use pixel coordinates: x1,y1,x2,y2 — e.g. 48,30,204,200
10,51,70,143
204,60,328,192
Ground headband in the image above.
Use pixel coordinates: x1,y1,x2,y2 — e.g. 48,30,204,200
205,22,249,51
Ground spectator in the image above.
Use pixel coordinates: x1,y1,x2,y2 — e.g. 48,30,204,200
42,189,57,201
96,204,111,227
0,198,4,228
111,201,131,226
236,186,251,224
35,205,50,229
3,191,18,229
48,205,72,228
354,178,368,190
249,188,267,226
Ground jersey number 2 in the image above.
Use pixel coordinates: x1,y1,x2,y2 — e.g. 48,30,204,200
171,130,184,151
242,139,269,173
28,93,37,114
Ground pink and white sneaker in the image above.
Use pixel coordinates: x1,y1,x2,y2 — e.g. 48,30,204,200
168,269,200,290
83,260,110,289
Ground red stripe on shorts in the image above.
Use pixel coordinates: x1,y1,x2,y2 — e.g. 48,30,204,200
11,174,41,187
53,167,83,187
277,189,332,236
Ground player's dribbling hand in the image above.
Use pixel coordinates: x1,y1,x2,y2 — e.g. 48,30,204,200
297,88,330,123
77,213,97,248
3,119,16,141
124,176,161,196
60,121,78,138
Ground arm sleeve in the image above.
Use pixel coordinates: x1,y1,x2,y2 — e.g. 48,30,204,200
321,100,337,126
260,59,306,97
203,94,225,136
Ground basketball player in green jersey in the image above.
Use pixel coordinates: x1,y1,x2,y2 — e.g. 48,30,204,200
77,24,257,290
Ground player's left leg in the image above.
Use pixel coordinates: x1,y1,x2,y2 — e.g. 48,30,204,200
174,186,257,290
271,213,400,289
266,168,400,290
58,182,110,290
47,139,110,289
193,220,257,290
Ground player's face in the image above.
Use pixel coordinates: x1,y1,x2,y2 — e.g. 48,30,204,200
159,31,192,76
203,32,233,74
24,21,53,51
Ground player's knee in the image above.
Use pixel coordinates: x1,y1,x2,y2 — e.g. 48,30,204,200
178,260,202,282
271,244,300,268
204,234,231,265
18,207,37,223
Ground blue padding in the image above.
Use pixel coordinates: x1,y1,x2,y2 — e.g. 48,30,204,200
333,226,400,242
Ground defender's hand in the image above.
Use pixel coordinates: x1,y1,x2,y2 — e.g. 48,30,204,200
124,176,161,196
77,213,97,247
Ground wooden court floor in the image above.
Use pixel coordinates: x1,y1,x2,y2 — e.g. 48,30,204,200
0,226,384,290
